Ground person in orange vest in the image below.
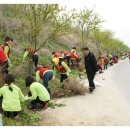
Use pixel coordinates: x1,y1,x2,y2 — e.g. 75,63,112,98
35,66,53,94
52,52,63,60
70,47,81,67
52,57,71,84
1,36,13,67
0,47,9,74
23,48,39,69
128,52,130,61
104,56,109,70
61,51,71,67
97,58,103,74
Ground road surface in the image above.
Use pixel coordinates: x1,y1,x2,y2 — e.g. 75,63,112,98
111,58,130,105
39,58,130,125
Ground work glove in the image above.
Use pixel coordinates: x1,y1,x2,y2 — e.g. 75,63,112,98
25,96,29,100
52,76,55,80
66,72,69,76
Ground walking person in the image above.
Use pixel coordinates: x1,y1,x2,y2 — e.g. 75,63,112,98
82,47,99,93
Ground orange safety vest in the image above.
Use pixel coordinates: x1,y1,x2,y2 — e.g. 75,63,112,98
1,44,11,58
0,47,8,64
39,68,50,78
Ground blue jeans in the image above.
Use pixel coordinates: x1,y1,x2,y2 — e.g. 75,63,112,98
43,71,53,93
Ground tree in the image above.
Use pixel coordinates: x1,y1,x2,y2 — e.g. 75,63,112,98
76,8,103,47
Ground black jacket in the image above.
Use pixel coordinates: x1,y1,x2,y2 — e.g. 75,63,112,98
84,52,99,74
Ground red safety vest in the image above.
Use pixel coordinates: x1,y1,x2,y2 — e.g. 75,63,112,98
0,47,7,64
70,52,80,60
27,48,35,58
54,53,62,58
1,44,11,58
97,61,102,68
128,52,130,57
39,68,50,78
62,52,69,57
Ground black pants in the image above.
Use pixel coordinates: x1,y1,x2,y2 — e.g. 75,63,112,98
28,92,49,108
43,71,53,94
0,61,9,74
104,63,108,70
87,73,96,89
0,96,3,113
3,111,19,118
32,54,39,69
64,56,71,66
60,74,68,83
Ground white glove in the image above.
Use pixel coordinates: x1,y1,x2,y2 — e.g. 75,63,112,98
25,96,29,100
66,72,69,76
52,76,55,80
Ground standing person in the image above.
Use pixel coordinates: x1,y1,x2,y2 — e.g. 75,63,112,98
82,47,99,93
128,52,130,62
22,48,39,69
0,74,25,118
70,47,81,67
36,66,53,94
1,36,13,66
25,76,50,110
104,56,109,70
52,57,71,83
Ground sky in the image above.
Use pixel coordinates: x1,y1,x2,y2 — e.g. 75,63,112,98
1,0,130,47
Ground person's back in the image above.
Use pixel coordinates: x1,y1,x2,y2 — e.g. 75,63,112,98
0,83,24,112
29,82,50,102
0,47,7,64
84,52,98,74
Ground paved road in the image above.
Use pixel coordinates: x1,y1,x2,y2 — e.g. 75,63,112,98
111,58,130,105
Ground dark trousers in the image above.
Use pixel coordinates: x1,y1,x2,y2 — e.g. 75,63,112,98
104,64,108,70
28,92,48,108
32,54,39,69
3,111,19,118
0,96,3,113
64,56,71,66
43,71,53,94
87,73,96,89
60,73,68,83
0,61,9,74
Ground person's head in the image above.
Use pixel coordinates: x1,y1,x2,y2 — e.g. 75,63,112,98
52,52,56,55
5,74,14,85
72,47,76,50
25,76,34,87
5,36,13,44
82,47,90,55
61,51,63,53
4,74,14,92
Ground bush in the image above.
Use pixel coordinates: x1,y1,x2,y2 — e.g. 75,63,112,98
51,77,87,98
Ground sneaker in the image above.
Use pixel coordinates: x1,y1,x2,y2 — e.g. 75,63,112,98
89,88,94,93
27,105,37,110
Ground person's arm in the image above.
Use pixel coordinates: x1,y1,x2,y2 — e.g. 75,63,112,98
22,51,29,62
4,46,11,63
19,89,25,102
91,55,99,72
61,62,71,73
28,86,37,101
53,66,57,76
36,71,40,82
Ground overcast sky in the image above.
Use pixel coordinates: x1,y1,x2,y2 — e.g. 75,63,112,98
1,0,130,47
58,0,130,47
